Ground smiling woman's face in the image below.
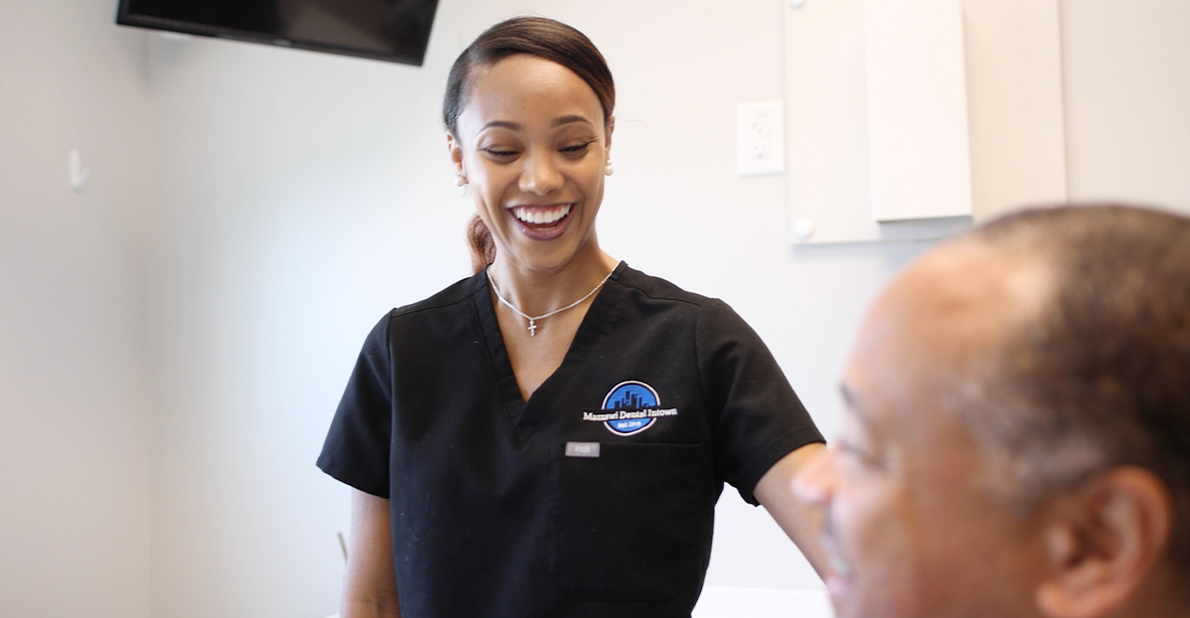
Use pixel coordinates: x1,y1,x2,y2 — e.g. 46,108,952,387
449,54,612,274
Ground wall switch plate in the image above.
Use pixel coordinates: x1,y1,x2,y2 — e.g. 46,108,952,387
68,148,89,191
737,100,786,176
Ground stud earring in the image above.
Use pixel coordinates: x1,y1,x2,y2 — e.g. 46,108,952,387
455,173,468,187
604,160,614,177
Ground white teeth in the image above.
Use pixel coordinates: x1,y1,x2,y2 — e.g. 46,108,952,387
512,204,571,225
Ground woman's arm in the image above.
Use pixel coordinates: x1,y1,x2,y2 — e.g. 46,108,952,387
752,442,829,578
341,488,401,618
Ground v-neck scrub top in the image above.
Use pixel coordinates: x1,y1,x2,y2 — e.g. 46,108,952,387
317,262,823,618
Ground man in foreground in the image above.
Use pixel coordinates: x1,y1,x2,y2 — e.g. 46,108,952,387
797,205,1190,618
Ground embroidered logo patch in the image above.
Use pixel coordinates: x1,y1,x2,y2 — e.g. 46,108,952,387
582,380,678,436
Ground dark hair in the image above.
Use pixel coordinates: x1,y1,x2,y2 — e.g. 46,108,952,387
443,16,616,273
955,204,1190,578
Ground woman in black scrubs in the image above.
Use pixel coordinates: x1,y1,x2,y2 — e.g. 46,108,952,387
318,16,826,618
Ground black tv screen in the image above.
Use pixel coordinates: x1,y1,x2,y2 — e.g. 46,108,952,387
115,0,439,65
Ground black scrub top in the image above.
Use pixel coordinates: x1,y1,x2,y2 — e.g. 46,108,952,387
317,262,823,618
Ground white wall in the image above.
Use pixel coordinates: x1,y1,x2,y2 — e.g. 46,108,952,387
0,2,152,618
1061,0,1190,210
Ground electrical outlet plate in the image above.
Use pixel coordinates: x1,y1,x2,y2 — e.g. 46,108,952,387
737,100,786,176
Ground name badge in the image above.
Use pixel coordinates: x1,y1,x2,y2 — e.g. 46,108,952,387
565,442,600,458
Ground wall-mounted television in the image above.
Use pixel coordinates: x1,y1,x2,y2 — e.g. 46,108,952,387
115,0,439,66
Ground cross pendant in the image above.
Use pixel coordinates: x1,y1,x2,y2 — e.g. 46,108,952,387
528,319,537,337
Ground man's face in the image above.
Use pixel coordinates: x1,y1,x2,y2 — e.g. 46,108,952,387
799,243,1055,618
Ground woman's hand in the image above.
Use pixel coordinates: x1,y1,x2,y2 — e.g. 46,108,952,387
753,442,829,579
341,489,401,618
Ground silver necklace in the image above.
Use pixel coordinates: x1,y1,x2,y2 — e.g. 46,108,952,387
486,265,617,337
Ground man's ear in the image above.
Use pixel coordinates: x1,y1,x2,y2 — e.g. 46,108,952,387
447,133,464,176
1035,467,1173,618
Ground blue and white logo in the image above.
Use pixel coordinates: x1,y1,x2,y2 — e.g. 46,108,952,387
581,380,678,436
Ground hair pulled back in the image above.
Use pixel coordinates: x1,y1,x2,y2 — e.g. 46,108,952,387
444,16,616,273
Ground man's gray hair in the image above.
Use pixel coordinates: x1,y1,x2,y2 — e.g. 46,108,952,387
945,204,1190,572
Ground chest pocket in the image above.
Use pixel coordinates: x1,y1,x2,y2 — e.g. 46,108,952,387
548,442,713,601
